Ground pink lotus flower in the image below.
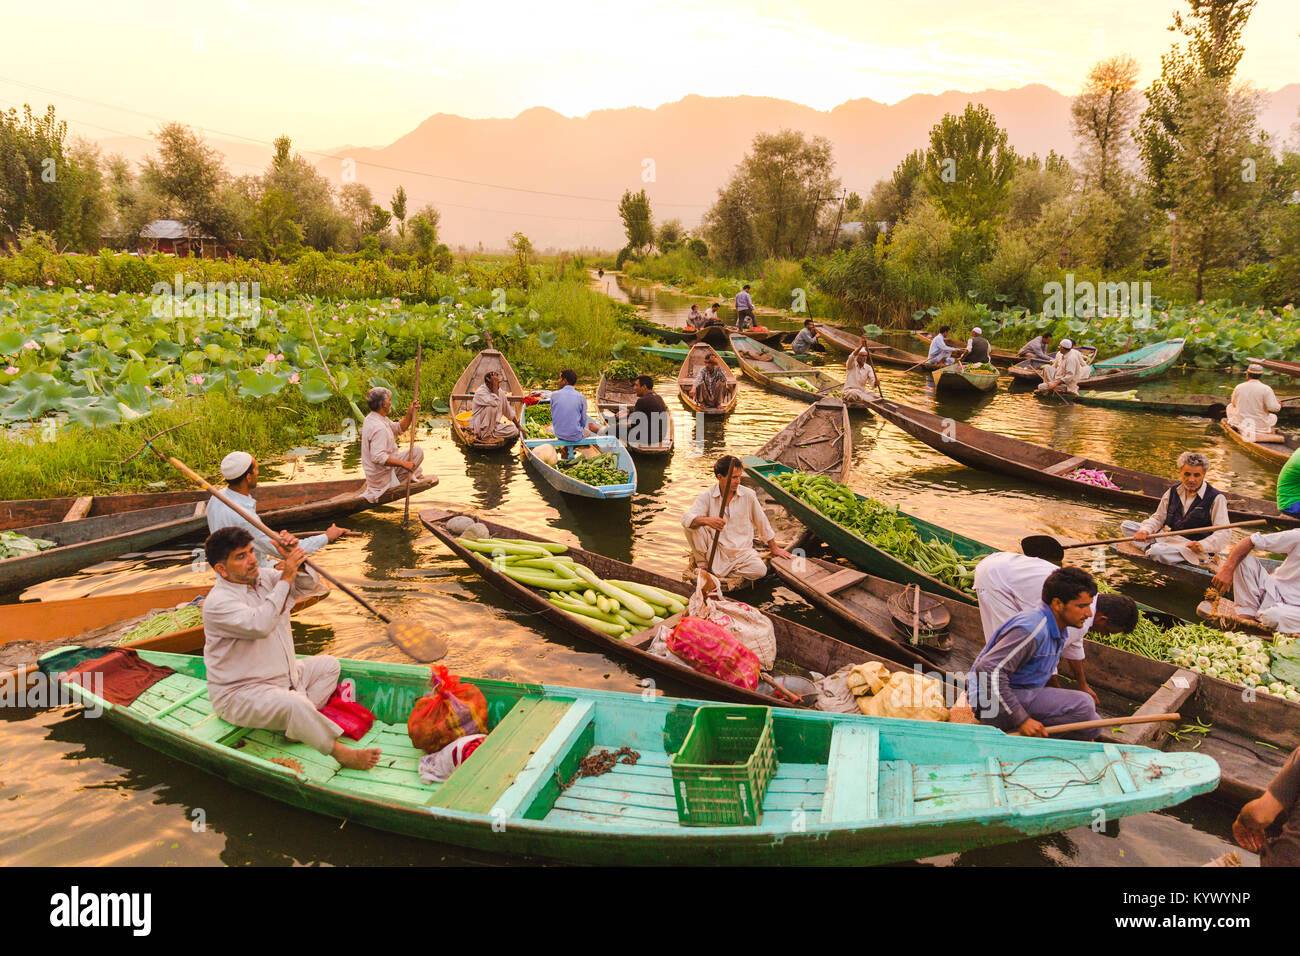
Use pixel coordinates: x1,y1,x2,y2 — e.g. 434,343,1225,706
75,278,81,284
190,374,205,386
193,336,201,344
45,280,53,286
289,372,300,384
86,284,94,291
4,366,17,375
23,340,38,350
391,298,400,306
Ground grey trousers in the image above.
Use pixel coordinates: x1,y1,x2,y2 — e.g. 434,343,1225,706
984,685,1100,740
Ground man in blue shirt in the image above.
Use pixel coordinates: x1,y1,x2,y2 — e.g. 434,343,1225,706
549,369,603,442
967,566,1103,740
734,284,755,331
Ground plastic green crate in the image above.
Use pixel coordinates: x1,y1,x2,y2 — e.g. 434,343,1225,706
670,705,778,826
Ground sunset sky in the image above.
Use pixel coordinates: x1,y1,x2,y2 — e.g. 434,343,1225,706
2,0,1295,154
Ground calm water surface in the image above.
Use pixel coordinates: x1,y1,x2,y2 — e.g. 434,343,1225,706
1,274,1285,865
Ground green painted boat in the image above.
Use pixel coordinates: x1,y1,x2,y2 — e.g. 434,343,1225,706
45,647,1220,865
1078,338,1186,390
640,345,739,367
931,363,999,395
742,457,994,603
730,334,842,402
1062,391,1300,424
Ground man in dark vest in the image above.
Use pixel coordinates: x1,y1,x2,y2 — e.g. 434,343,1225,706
1120,451,1230,566
965,326,991,364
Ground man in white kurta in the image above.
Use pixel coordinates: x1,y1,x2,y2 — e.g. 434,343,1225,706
682,456,793,581
1226,365,1281,436
469,372,520,441
1036,340,1090,395
201,526,380,769
1213,528,1300,634
843,340,878,402
1119,452,1231,566
361,386,424,503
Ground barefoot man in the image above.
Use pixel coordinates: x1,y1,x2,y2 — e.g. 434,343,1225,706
361,385,424,503
682,455,793,582
201,526,380,771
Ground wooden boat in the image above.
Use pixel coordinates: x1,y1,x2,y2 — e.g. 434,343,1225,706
746,328,797,348
1078,339,1186,391
1007,347,1100,384
422,508,915,708
1252,358,1300,380
640,345,739,367
594,374,674,456
449,348,526,451
1058,391,1300,425
857,394,1298,527
519,429,638,500
1220,420,1300,469
631,319,691,344
730,334,842,403
931,363,999,395
43,646,1219,866
816,327,936,371
1196,595,1295,638
677,343,738,415
770,554,1293,802
743,457,994,603
687,324,736,351
916,331,1020,368
1109,540,1282,588
0,477,438,596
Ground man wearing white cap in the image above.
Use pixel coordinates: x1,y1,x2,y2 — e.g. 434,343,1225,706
1226,364,1281,438
207,452,346,566
965,327,992,365
1036,338,1090,395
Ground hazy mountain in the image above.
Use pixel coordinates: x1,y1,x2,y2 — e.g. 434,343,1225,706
94,84,1300,250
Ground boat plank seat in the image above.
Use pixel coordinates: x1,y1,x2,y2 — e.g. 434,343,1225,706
1124,668,1199,746
63,496,94,522
818,567,867,596
820,725,879,822
1042,456,1087,476
426,697,593,816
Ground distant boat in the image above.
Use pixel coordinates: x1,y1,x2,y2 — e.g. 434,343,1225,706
730,334,842,403
449,348,525,452
1077,339,1186,390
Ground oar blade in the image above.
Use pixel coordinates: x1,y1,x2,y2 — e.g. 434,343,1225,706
1020,534,1064,563
387,620,448,662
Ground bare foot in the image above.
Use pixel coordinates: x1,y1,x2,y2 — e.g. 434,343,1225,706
332,741,381,770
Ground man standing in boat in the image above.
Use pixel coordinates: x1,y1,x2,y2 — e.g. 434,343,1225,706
1120,451,1231,567
1226,364,1282,439
791,319,819,355
1017,330,1054,368
469,370,521,442
925,326,959,367
1211,526,1300,634
1035,338,1089,395
616,375,669,447
967,566,1105,739
690,351,729,409
683,455,793,582
734,285,755,331
361,386,424,503
201,526,381,771
206,451,347,566
551,369,604,441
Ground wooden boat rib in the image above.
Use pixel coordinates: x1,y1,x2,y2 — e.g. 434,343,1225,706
1219,420,1300,469
1077,339,1186,391
931,363,999,395
0,477,437,596
743,456,994,603
1007,347,1099,383
595,374,674,456
43,645,1219,865
518,430,638,500
915,331,1020,368
770,554,1293,802
422,508,909,708
857,394,1297,527
449,348,525,452
730,334,842,403
1252,358,1300,380
640,345,739,367
677,342,738,415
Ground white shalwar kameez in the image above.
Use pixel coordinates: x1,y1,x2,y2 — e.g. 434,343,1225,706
469,384,519,441
361,410,424,503
1035,349,1090,395
843,352,877,402
1118,484,1231,566
1231,529,1300,633
681,484,774,581
203,565,344,755
1226,379,1281,435
972,552,1092,662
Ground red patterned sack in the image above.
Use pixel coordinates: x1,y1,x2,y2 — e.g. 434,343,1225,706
667,616,761,690
407,666,489,753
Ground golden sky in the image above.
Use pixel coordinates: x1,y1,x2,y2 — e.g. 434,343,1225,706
2,0,1295,152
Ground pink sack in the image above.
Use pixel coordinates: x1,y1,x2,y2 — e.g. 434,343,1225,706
667,616,761,691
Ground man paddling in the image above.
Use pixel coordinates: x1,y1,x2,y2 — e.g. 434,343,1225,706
1226,364,1282,438
202,526,380,770
975,546,1139,707
967,566,1107,739
843,337,878,402
469,370,521,442
926,325,959,367
1211,527,1300,633
683,455,793,582
1017,330,1054,368
361,386,424,503
791,319,819,355
1036,338,1089,395
206,451,347,566
1120,451,1230,567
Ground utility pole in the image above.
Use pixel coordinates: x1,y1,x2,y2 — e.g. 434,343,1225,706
828,190,847,250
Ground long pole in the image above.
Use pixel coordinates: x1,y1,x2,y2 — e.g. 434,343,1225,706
402,341,422,526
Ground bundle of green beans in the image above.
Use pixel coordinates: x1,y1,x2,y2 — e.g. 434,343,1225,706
456,535,686,639
113,604,204,645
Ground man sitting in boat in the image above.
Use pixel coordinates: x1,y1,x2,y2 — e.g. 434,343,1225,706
1119,451,1230,566
791,319,819,355
1017,331,1054,368
965,327,991,365
1280,448,1300,518
967,566,1105,739
690,351,729,409
1226,364,1282,439
469,370,521,442
201,526,381,771
976,546,1140,708
551,369,604,442
616,375,669,446
361,386,424,503
685,304,703,328
207,451,347,566
1211,527,1300,634
1035,338,1089,395
925,325,958,366
683,455,793,581
842,338,878,402
701,303,725,327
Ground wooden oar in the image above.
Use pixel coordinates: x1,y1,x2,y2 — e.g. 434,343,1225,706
402,340,422,526
1022,520,1266,560
122,427,448,663
702,467,736,575
1014,712,1181,737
